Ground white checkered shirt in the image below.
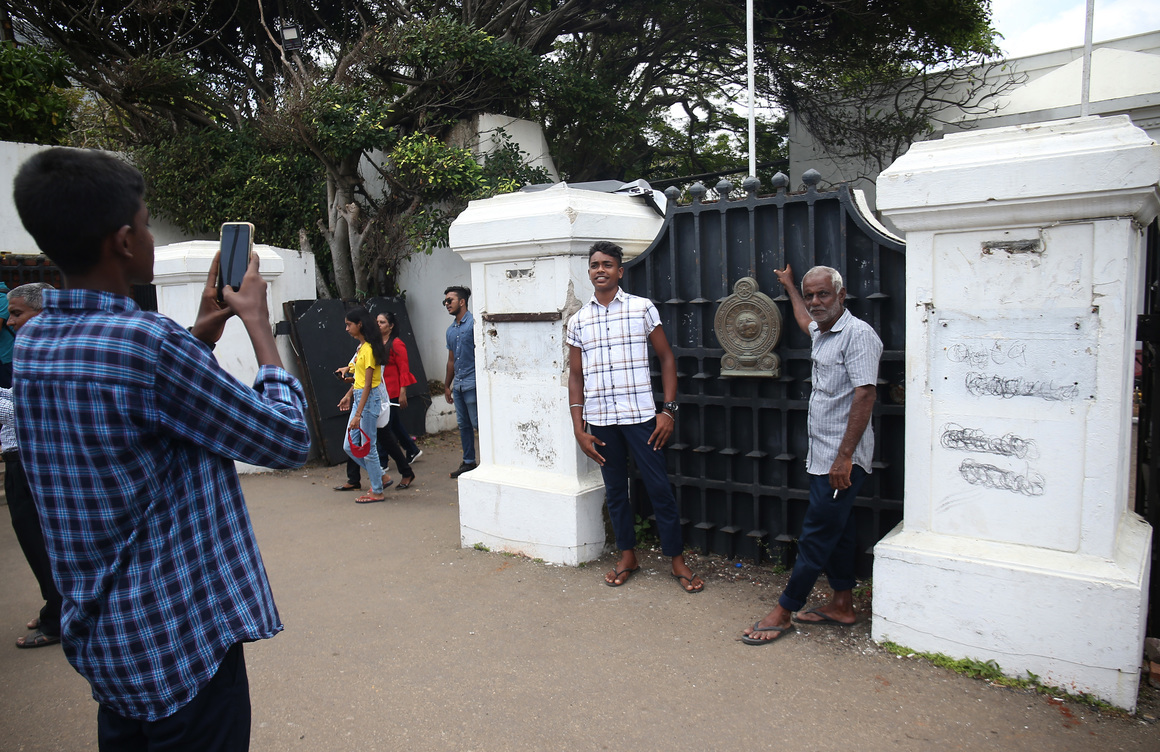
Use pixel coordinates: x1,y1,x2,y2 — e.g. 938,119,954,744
806,308,882,475
566,288,661,426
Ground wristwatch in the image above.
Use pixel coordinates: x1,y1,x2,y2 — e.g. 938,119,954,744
662,401,679,415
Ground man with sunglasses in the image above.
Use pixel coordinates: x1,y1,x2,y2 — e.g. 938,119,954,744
443,286,478,478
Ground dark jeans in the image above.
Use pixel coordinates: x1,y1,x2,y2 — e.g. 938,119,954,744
5,451,62,637
778,466,868,613
589,419,684,558
97,642,250,752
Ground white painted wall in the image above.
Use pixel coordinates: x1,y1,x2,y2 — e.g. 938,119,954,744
0,141,205,255
873,115,1158,711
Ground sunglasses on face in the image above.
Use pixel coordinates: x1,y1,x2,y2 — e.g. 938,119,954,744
443,298,456,306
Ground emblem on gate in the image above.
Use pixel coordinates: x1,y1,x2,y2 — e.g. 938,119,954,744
714,277,782,378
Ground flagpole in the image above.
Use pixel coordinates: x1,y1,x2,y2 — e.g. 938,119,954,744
747,0,756,179
1081,0,1094,116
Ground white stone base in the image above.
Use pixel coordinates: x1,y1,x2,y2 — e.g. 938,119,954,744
425,401,458,434
872,513,1152,711
457,465,607,565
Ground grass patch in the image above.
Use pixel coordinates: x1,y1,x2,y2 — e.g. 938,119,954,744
881,641,1125,713
472,542,490,552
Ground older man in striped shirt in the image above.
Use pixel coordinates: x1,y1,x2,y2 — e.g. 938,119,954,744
567,241,703,593
743,264,882,644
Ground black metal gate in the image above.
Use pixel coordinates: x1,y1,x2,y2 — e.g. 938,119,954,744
1135,218,1159,638
623,172,905,576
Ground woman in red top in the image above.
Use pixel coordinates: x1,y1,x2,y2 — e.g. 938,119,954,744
377,312,422,464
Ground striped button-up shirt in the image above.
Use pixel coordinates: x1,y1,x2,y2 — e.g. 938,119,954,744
14,288,310,721
806,308,882,475
566,288,660,426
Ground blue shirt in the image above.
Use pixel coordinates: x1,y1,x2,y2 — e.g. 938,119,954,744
0,281,13,364
13,288,310,721
446,309,476,391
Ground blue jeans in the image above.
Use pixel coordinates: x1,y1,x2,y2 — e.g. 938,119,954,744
779,466,868,612
589,419,684,557
343,387,384,493
452,385,478,464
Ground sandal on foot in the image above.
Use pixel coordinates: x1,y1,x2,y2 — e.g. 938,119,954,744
355,494,386,504
604,565,640,587
793,607,856,626
740,621,795,645
333,483,361,492
672,572,704,593
397,476,415,490
16,629,61,649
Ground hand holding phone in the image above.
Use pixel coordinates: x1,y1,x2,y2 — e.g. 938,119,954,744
217,222,255,301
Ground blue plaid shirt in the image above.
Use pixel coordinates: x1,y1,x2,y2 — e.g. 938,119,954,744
13,289,310,721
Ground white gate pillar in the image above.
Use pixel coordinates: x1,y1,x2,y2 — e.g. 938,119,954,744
448,185,663,564
874,116,1159,710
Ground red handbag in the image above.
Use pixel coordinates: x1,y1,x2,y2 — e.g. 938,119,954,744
348,427,373,458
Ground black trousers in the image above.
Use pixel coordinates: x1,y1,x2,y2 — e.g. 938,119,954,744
97,642,251,752
4,451,62,636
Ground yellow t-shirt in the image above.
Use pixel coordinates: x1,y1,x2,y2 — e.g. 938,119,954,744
352,342,382,390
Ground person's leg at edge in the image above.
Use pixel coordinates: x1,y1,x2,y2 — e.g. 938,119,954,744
98,643,251,752
622,420,702,592
795,465,867,625
588,423,639,585
464,387,479,463
452,386,475,466
743,471,857,641
376,424,413,484
7,455,62,640
390,402,420,457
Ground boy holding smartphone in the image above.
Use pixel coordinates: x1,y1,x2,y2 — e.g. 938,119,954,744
12,147,310,751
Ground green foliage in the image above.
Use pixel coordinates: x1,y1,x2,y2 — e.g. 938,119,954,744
0,44,73,145
131,127,323,250
300,84,398,160
385,131,550,257
633,514,659,548
880,642,1125,712
473,542,491,552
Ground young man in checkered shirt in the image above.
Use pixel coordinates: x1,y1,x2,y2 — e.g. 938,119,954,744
566,241,703,593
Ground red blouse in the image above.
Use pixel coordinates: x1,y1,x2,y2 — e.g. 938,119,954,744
381,336,417,399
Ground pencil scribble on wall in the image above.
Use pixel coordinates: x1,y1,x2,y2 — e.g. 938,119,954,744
940,423,1039,459
965,372,1078,401
947,341,1028,369
959,459,1046,497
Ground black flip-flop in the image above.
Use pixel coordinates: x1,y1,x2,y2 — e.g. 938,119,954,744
740,621,795,645
604,565,640,587
16,629,61,649
333,483,361,492
792,608,855,626
672,572,704,593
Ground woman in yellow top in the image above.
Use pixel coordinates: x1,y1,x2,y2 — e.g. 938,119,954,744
342,307,388,503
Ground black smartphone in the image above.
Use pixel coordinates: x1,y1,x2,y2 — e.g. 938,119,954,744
217,222,254,300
